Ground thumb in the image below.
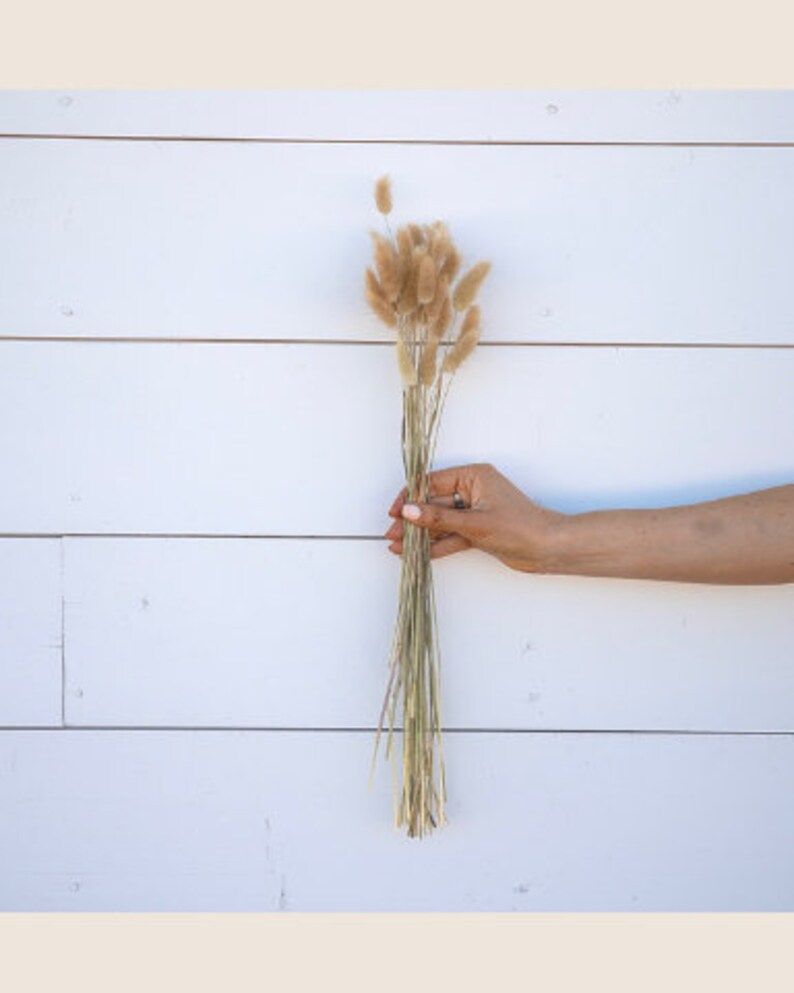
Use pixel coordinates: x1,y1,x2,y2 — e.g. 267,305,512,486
401,501,476,536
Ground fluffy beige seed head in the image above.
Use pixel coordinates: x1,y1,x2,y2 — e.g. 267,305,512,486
452,261,491,311
428,221,451,261
441,243,462,284
371,233,401,303
396,246,425,316
396,338,418,385
408,223,426,247
419,339,439,386
442,329,480,373
426,276,449,326
396,226,413,269
366,287,397,328
458,303,481,339
417,254,437,305
442,305,481,372
432,294,452,338
394,227,413,296
374,175,393,215
365,267,384,300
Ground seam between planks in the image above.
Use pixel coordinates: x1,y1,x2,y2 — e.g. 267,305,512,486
3,133,794,148
1,726,794,735
0,534,390,540
0,337,792,349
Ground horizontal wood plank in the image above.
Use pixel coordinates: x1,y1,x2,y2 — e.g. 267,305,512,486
0,343,791,535
0,540,62,725
3,91,793,916
2,90,794,143
1,730,792,910
62,537,794,730
2,140,794,342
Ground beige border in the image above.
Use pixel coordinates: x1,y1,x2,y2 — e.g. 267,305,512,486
2,0,794,88
1,914,794,991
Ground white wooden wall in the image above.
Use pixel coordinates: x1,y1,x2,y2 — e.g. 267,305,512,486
1,91,793,911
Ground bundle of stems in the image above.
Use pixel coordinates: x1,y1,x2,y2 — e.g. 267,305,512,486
366,175,491,837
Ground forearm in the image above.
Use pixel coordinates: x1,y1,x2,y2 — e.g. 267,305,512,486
543,484,794,585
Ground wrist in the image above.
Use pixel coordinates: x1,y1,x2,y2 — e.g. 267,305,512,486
534,510,601,576
526,510,577,575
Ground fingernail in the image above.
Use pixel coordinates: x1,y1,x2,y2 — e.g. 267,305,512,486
402,504,421,521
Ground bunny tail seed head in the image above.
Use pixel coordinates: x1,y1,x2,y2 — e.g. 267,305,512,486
442,327,480,373
452,261,491,311
428,222,451,262
431,294,452,339
417,254,437,305
459,303,481,340
396,246,425,316
371,233,401,303
396,339,418,385
408,223,426,247
426,276,450,326
441,243,462,284
365,267,385,300
419,339,439,386
374,175,393,215
366,287,397,328
396,226,413,268
395,227,414,293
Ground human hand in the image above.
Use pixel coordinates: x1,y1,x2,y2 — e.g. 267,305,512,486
384,463,565,573
389,468,794,584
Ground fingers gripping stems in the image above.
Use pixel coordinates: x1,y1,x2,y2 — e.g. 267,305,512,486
401,501,473,536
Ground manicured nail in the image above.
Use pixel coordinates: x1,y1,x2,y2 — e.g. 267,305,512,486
402,504,421,521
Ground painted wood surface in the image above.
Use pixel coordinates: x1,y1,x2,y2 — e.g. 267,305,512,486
1,139,794,343
1,90,793,142
1,91,793,912
63,537,794,731
0,540,62,726
1,730,792,911
0,343,790,535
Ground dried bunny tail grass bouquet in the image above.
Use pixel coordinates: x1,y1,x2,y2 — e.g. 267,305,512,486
366,175,490,838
